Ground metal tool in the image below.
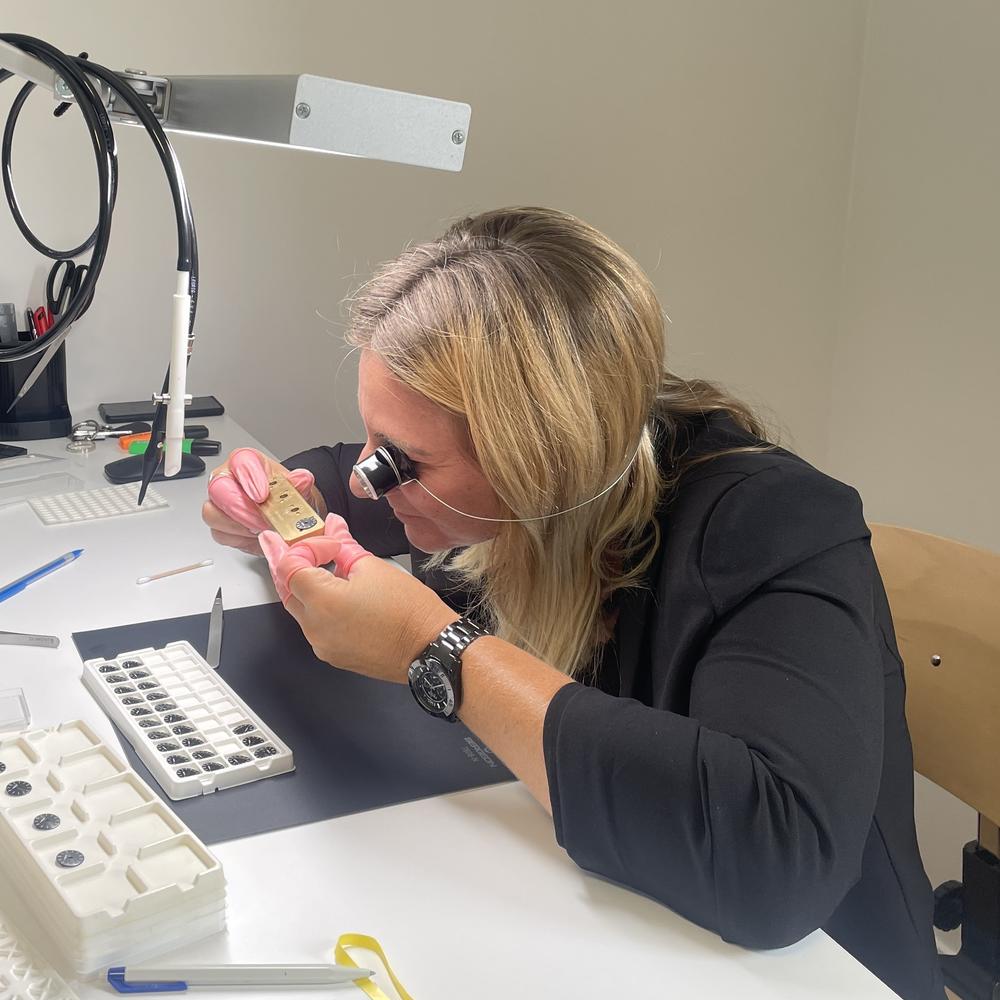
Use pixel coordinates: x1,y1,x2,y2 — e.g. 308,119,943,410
0,631,59,648
205,587,223,668
66,419,151,453
4,333,65,413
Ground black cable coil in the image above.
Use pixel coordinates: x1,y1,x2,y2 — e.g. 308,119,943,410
1,33,199,497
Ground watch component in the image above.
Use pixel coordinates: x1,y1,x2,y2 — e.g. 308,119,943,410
32,812,60,830
257,474,325,544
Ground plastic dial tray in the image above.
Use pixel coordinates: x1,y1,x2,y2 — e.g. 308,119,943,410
81,641,294,800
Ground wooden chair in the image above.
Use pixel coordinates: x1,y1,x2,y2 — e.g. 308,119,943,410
869,523,1000,1000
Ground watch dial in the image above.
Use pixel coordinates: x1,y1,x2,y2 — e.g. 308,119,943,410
412,659,455,715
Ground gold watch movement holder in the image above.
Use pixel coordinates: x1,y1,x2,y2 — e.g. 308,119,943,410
257,474,325,543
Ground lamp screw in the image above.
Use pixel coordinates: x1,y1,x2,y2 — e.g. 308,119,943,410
451,129,466,145
931,654,942,666
295,102,311,119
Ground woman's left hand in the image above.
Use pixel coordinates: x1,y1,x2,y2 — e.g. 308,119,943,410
259,514,459,683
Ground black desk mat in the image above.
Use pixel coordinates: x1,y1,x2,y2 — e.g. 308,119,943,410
72,601,513,844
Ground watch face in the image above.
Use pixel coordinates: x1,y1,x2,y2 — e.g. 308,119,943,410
409,658,455,717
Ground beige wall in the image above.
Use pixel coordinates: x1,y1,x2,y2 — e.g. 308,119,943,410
4,0,991,945
1,0,867,461
827,0,1000,552
825,0,1000,942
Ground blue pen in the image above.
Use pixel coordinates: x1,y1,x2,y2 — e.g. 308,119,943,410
0,549,83,604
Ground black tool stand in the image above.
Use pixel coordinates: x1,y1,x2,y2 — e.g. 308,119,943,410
0,336,72,440
104,451,206,484
935,839,1000,998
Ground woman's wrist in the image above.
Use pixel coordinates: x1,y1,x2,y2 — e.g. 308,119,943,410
401,607,463,679
456,634,574,812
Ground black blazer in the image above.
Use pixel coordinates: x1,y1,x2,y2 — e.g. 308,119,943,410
287,412,943,1000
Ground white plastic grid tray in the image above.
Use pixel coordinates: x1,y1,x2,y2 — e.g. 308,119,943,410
0,721,226,976
29,484,168,525
81,641,294,801
0,909,78,1000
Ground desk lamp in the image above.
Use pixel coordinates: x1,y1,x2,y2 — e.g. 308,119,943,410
0,33,470,501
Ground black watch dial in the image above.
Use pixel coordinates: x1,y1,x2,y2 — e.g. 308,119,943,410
409,658,456,717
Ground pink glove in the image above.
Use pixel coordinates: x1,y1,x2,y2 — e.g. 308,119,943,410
208,448,316,534
259,513,372,604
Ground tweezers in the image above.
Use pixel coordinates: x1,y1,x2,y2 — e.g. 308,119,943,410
205,587,223,668
0,631,59,648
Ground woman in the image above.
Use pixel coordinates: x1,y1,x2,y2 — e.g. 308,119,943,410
204,207,943,1000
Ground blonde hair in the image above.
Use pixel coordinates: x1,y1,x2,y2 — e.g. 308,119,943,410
347,207,770,677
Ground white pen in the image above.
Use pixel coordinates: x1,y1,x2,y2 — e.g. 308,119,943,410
108,962,375,992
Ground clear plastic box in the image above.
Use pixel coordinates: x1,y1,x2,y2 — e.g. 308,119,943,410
0,454,84,509
0,688,30,734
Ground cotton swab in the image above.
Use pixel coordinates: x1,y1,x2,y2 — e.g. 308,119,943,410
136,559,213,585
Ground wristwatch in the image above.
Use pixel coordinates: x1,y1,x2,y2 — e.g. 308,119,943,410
408,617,491,722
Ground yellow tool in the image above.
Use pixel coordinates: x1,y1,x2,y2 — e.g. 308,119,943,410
257,473,325,544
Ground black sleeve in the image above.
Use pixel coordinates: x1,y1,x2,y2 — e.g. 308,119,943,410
543,465,884,949
282,443,409,558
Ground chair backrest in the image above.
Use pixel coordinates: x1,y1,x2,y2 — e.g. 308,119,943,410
869,523,1000,829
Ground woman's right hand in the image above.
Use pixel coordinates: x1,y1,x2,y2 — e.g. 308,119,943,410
203,448,324,556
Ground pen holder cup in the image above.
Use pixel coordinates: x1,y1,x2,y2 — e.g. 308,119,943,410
0,336,72,441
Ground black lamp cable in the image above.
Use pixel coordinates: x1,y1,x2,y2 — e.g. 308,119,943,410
0,33,116,361
0,33,198,503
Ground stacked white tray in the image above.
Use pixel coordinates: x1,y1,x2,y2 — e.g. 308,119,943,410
0,721,226,977
81,641,294,800
0,908,78,999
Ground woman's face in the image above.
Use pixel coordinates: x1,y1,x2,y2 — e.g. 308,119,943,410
350,351,505,551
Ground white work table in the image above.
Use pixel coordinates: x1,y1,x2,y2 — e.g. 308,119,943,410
1,411,901,999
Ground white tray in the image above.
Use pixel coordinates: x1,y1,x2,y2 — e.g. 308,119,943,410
0,721,226,975
2,850,224,959
0,909,78,999
81,641,294,800
2,865,224,975
1,877,224,977
28,483,168,525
